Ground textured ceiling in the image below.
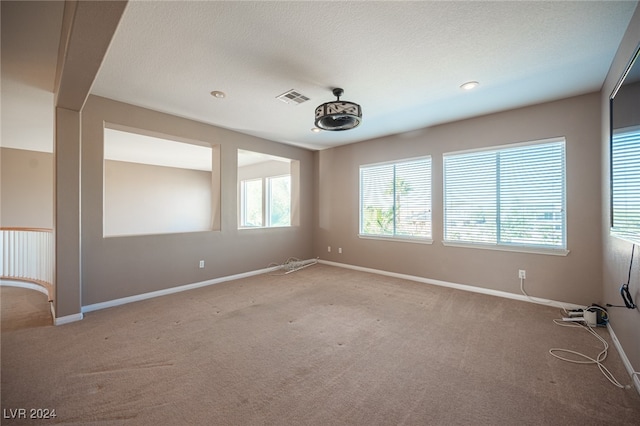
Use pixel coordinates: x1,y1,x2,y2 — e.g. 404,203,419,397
91,1,638,150
2,1,638,154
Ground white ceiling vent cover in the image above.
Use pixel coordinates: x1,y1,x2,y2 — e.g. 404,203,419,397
276,89,310,105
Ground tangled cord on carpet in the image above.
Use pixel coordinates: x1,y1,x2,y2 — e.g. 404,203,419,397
549,309,640,390
520,277,639,389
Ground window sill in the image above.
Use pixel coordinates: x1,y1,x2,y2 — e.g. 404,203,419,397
238,226,294,231
442,241,569,256
358,234,433,245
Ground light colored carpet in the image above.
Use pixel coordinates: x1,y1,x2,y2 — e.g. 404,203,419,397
1,264,639,425
1,285,52,332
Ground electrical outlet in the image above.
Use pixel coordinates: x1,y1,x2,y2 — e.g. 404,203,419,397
199,260,205,269
518,269,526,279
328,246,331,253
338,248,342,254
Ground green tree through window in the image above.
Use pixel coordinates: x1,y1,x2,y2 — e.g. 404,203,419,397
360,157,431,240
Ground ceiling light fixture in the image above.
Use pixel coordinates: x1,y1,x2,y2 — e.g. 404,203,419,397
210,90,226,98
314,88,362,131
460,81,479,91
311,127,321,133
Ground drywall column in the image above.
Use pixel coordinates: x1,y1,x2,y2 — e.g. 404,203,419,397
54,107,82,321
51,0,127,323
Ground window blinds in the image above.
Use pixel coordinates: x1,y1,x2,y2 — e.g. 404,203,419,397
612,129,640,244
444,140,566,249
360,157,431,239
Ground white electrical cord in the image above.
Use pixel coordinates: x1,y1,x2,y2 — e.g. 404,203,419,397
549,318,629,389
520,277,568,313
520,277,636,389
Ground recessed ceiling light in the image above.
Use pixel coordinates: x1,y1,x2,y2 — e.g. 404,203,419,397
210,90,226,98
311,127,321,133
460,81,479,91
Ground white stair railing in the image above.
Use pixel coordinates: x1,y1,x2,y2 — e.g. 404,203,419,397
0,228,54,299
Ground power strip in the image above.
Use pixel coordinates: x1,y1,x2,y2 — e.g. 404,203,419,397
562,317,585,322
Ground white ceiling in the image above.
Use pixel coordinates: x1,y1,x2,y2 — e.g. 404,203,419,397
1,1,638,154
91,0,638,150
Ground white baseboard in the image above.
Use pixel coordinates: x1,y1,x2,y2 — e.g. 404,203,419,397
607,323,640,395
318,259,583,310
82,265,280,314
53,312,84,326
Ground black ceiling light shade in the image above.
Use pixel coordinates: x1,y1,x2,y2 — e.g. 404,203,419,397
314,88,362,131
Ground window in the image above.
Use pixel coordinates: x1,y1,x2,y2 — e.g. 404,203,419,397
240,175,292,228
240,179,263,227
443,138,566,252
238,150,294,229
359,157,432,241
267,175,291,227
611,127,640,244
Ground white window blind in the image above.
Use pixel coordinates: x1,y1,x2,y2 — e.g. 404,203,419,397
611,128,640,244
360,157,431,240
444,139,566,250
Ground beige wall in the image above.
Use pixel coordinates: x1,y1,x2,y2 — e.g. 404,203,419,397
601,5,640,379
315,92,602,306
104,160,213,237
55,106,82,317
80,95,314,306
0,147,53,228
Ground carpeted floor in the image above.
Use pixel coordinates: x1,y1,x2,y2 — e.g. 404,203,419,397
1,285,52,332
1,264,639,425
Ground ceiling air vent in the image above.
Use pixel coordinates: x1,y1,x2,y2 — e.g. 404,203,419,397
276,89,310,105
